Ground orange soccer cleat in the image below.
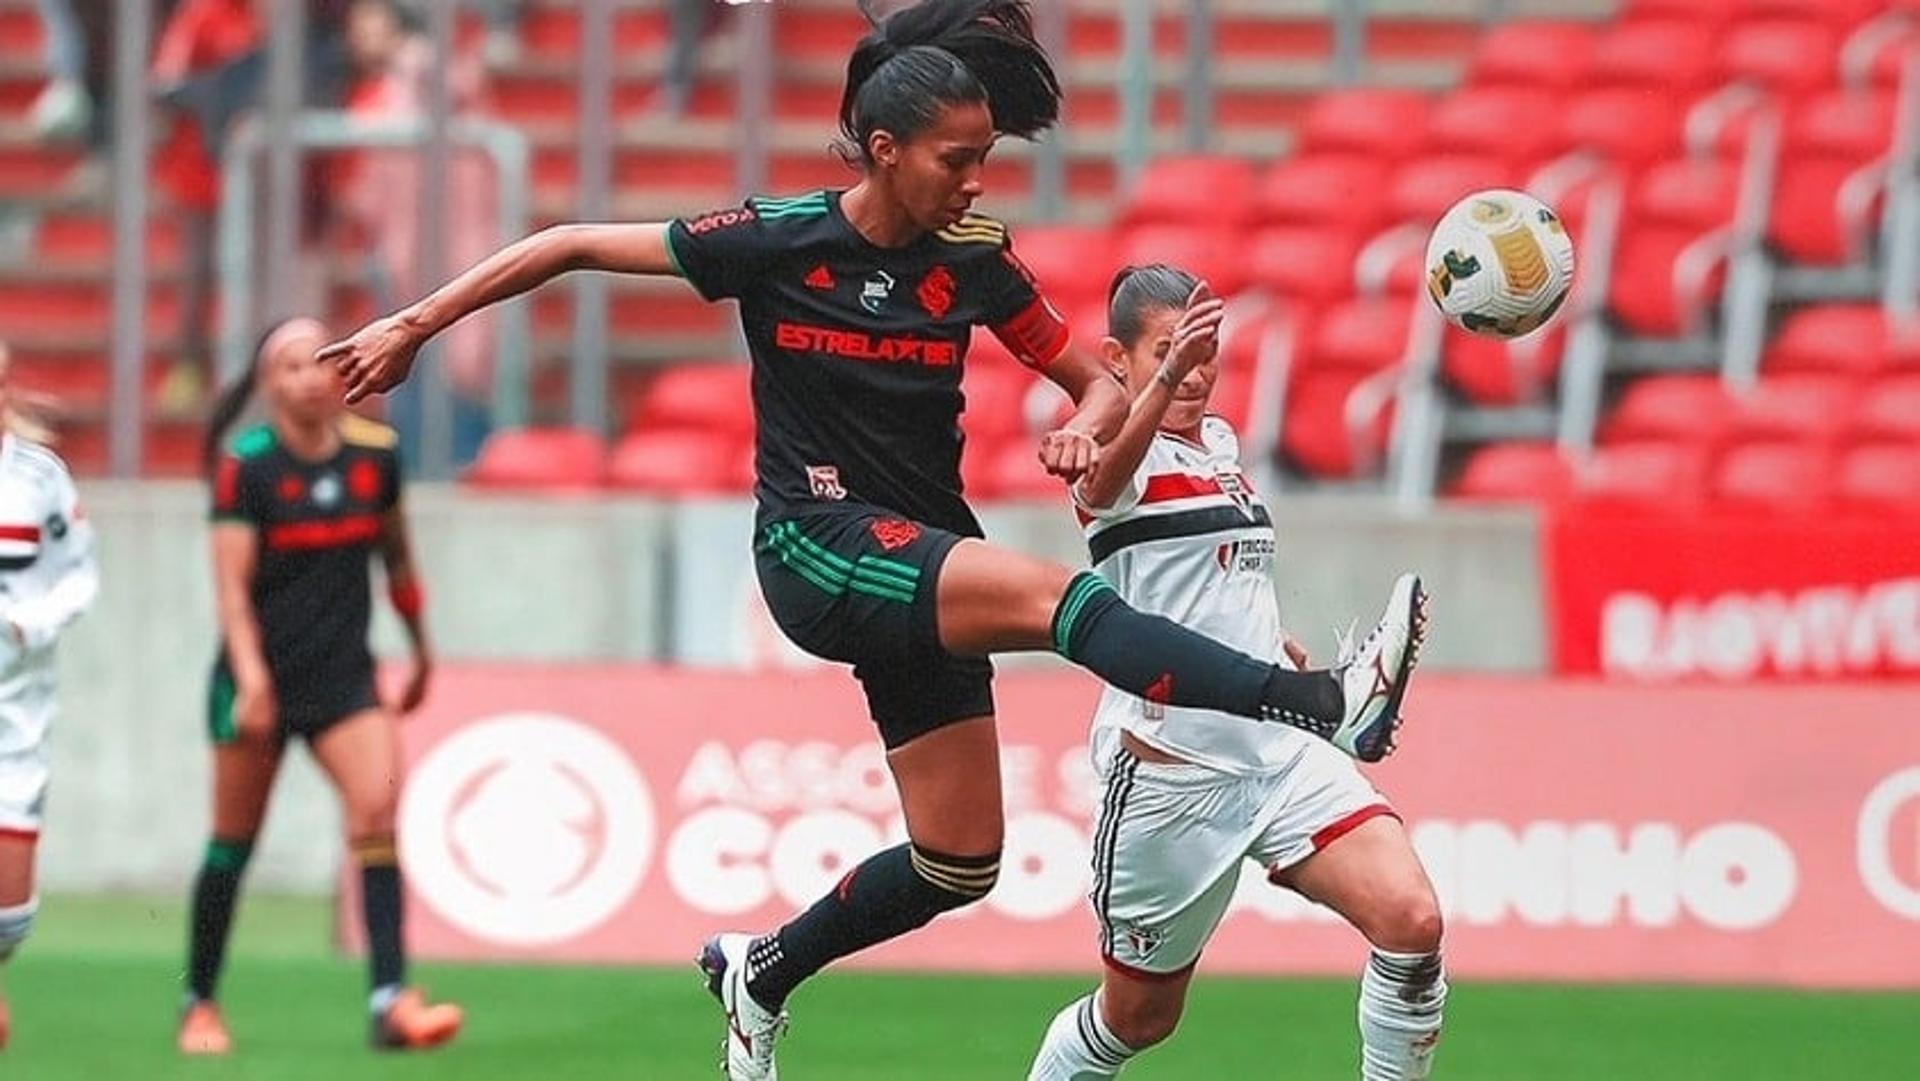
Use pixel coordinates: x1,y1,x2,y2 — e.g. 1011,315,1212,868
177,1000,232,1055
371,988,463,1051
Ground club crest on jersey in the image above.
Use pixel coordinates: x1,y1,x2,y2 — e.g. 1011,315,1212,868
1217,469,1257,520
916,265,955,319
807,465,847,501
861,270,896,315
312,472,343,509
348,458,382,502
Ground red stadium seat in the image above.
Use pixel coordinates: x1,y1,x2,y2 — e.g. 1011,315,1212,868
1610,159,1743,336
1741,0,1887,27
1424,88,1562,172
1589,20,1720,92
1769,93,1899,264
1711,440,1833,511
1450,441,1576,502
1120,155,1259,230
1247,226,1362,304
1010,226,1119,309
1443,326,1567,406
1836,444,1920,511
1764,305,1895,376
1717,20,1841,95
959,359,1039,441
1281,369,1394,478
465,428,607,491
1297,89,1430,161
1389,156,1514,227
1601,375,1735,445
1303,296,1415,373
1117,225,1251,297
1256,154,1390,235
1576,440,1711,505
1850,374,1920,442
629,363,753,437
1466,22,1600,92
607,429,753,495
980,438,1070,501
1723,374,1858,443
1558,89,1686,167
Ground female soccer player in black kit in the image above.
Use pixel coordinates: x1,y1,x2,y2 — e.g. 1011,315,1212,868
178,318,461,1056
319,2,1425,1075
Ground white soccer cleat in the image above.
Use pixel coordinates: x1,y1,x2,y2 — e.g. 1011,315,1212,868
699,933,788,1081
1329,573,1428,763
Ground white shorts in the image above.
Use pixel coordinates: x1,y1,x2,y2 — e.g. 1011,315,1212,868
0,742,48,836
1090,737,1394,978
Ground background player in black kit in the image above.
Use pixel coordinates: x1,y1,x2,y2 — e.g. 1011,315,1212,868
317,2,1425,1075
179,317,461,1056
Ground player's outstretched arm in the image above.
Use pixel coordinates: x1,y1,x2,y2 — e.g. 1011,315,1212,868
1034,348,1127,483
320,222,677,403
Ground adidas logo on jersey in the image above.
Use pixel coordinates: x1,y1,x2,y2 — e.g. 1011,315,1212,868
805,265,835,291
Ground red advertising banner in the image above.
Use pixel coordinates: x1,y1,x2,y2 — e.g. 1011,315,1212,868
354,667,1920,988
1546,509,1920,680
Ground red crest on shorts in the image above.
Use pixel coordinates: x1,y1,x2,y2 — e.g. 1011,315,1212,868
917,266,955,319
348,458,383,502
869,518,922,552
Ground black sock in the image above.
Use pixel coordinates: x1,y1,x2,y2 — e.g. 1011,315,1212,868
186,836,253,1002
356,835,405,993
1052,572,1341,727
743,843,997,1010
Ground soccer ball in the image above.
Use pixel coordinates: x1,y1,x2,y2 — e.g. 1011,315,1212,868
1424,189,1575,340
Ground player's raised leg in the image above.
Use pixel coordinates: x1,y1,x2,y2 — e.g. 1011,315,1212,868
309,708,462,1051
703,715,1004,1080
1275,815,1448,1080
179,731,283,1055
936,540,1426,761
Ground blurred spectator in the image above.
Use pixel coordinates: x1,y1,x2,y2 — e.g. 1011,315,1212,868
339,0,497,463
469,0,525,67
150,0,264,412
29,0,91,140
661,0,724,118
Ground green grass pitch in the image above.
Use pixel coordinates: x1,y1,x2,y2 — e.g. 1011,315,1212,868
2,895,1913,1078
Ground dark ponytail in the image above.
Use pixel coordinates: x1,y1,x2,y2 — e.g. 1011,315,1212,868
203,317,303,474
839,0,1060,165
1107,264,1201,348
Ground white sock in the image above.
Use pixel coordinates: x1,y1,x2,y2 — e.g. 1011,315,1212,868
369,982,402,1016
1027,992,1138,1080
1359,950,1447,1080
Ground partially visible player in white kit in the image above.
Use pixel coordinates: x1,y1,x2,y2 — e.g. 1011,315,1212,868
1027,265,1445,1081
0,346,98,1051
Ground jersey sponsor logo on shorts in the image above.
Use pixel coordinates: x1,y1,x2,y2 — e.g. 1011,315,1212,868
774,321,959,367
804,264,836,291
860,270,896,315
869,518,922,552
807,465,848,501
685,206,758,236
916,265,955,319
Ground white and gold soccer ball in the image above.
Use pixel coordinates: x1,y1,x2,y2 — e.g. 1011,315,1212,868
1424,189,1575,340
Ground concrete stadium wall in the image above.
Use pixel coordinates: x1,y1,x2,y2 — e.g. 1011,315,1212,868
42,482,1543,893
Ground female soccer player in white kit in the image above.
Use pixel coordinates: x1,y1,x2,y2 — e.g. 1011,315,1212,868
1027,266,1445,1081
0,346,98,1051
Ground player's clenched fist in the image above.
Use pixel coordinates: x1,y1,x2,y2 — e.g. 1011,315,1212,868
1038,427,1100,484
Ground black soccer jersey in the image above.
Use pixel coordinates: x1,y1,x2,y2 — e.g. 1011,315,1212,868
209,416,401,693
666,189,1071,535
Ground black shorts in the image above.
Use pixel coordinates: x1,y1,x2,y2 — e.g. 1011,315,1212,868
208,664,379,745
754,503,994,749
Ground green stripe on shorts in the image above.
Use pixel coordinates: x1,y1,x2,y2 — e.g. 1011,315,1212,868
208,669,237,745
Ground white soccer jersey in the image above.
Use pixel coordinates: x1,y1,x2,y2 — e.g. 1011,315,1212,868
0,435,97,830
1078,416,1310,777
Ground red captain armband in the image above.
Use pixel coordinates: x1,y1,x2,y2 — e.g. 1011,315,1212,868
389,580,425,620
990,296,1072,371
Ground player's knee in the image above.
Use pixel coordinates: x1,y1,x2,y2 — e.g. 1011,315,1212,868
1102,989,1185,1050
1368,891,1444,955
343,789,399,841
1022,563,1078,643
0,896,38,962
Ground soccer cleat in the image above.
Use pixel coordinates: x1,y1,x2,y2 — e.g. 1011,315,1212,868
370,988,463,1051
700,933,789,1080
1328,573,1428,762
177,1000,232,1056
